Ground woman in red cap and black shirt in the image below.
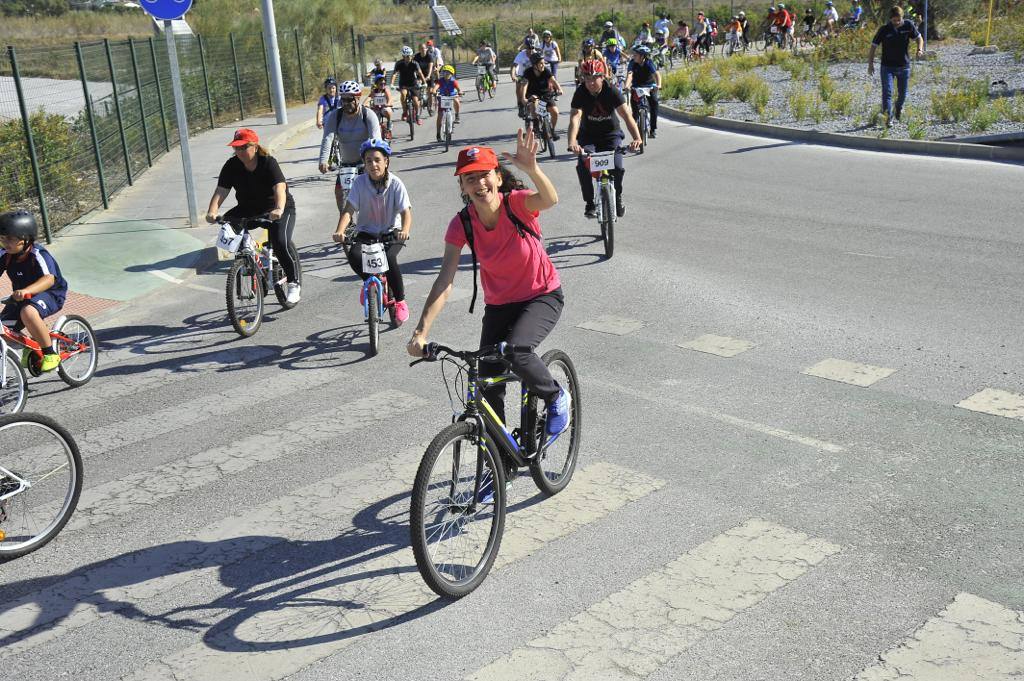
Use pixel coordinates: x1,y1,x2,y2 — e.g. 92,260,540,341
205,127,301,304
406,129,570,437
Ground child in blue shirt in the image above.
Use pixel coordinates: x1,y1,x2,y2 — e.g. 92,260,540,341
0,210,68,372
435,64,462,141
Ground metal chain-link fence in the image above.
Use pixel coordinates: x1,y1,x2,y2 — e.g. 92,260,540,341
0,27,356,240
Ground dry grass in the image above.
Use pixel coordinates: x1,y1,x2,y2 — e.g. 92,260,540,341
0,11,154,47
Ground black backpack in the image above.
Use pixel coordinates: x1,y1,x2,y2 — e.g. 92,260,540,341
457,192,541,313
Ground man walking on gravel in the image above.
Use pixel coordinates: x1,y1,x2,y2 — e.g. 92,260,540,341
867,6,923,126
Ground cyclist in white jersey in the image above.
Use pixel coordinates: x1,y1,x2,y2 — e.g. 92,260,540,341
540,30,561,76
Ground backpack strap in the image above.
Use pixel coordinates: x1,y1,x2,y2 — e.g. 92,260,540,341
501,192,541,241
458,206,479,314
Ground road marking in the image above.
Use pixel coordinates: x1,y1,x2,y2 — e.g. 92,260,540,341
121,462,663,681
64,390,425,531
78,367,342,454
854,593,1024,680
679,333,756,358
956,388,1024,422
468,519,840,680
845,251,896,260
577,315,646,336
0,443,428,660
802,358,897,388
590,377,844,453
145,270,221,293
94,346,279,401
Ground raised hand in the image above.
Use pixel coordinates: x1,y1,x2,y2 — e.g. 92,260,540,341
500,128,540,174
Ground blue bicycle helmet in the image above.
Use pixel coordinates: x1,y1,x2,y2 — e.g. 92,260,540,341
583,37,596,48
360,138,393,157
634,44,652,55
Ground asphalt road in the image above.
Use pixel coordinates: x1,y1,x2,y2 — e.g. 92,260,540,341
2,72,1022,681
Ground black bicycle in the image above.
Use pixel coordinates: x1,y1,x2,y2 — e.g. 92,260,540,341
409,342,581,598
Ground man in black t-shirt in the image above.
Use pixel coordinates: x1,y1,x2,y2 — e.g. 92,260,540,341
413,44,436,99
522,52,565,136
566,59,642,219
867,5,923,125
391,47,427,122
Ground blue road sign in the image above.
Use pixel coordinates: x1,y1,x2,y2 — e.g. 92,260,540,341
139,0,193,21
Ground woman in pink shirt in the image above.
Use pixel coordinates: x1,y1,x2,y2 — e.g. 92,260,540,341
406,129,570,436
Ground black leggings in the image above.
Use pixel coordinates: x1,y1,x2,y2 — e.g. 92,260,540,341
575,139,624,206
345,234,405,301
479,288,564,423
224,205,299,283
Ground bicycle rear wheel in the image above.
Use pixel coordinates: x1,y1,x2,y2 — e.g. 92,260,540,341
476,76,484,101
226,256,264,337
53,315,98,388
410,421,505,598
0,350,26,415
367,281,380,356
528,350,582,496
0,413,82,560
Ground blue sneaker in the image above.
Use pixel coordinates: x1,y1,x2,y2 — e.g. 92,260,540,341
546,388,570,437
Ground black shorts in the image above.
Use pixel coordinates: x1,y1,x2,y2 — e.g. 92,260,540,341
0,291,64,324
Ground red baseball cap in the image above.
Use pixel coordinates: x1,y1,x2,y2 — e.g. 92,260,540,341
426,39,434,46
454,146,499,175
228,128,259,147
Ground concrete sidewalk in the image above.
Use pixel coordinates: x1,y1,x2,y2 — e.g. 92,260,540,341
4,105,317,323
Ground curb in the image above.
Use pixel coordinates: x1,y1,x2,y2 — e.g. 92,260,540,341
267,117,317,157
659,106,1024,165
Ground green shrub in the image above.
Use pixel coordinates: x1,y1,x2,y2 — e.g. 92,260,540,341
969,6,1024,60
732,54,760,71
731,72,767,103
692,103,717,117
760,49,791,66
930,78,990,122
818,72,835,102
788,88,815,120
970,103,999,132
663,68,696,100
828,89,854,115
751,83,771,115
815,28,872,62
780,57,809,81
993,95,1024,122
904,107,928,139
695,71,726,104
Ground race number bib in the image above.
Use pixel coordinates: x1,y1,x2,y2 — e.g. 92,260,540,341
373,94,387,106
361,242,388,274
589,151,615,172
771,25,779,33
439,95,455,110
338,166,359,190
616,63,628,78
477,65,488,75
216,224,243,253
634,87,652,98
535,98,548,112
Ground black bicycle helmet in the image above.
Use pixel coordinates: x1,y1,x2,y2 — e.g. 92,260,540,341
529,51,544,65
0,210,38,241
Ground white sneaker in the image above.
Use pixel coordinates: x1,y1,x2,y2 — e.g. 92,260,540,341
285,282,301,305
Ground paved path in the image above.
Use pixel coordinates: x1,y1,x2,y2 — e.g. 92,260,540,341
1,70,1022,681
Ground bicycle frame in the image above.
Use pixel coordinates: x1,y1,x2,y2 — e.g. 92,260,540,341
1,315,80,366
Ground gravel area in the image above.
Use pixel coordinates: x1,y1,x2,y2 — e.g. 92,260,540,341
664,41,1024,141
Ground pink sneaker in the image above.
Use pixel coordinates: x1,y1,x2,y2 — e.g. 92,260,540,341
394,300,409,325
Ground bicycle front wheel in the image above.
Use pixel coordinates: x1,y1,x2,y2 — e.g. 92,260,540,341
410,421,505,598
476,76,484,101
226,256,264,337
54,315,98,388
639,109,649,153
367,282,380,356
601,180,615,259
0,350,26,415
0,413,82,560
529,350,582,496
545,119,556,159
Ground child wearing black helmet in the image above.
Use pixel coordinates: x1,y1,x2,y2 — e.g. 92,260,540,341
0,210,68,372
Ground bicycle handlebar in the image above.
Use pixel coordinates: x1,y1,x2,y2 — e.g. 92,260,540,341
409,342,534,367
216,215,275,230
1,293,32,305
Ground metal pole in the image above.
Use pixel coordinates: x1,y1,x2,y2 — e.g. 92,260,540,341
128,38,153,167
985,0,995,45
562,11,567,44
149,37,171,152
492,23,498,65
229,33,245,120
75,42,109,210
430,0,442,52
357,34,367,86
9,46,52,242
197,35,216,128
164,20,199,228
259,32,274,113
350,26,358,78
691,0,695,30
260,0,287,123
294,28,307,102
104,39,134,186
329,33,339,78
923,0,928,50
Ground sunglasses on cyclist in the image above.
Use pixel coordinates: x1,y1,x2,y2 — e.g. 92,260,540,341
341,96,357,103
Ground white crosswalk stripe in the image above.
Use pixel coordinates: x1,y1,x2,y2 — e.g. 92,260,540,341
854,593,1024,680
467,519,840,680
123,462,663,681
64,389,425,531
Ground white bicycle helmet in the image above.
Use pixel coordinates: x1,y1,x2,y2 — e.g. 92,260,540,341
339,80,362,96
401,45,413,56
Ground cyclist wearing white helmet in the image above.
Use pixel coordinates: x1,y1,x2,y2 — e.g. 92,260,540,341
600,20,624,46
391,46,427,127
319,80,381,212
333,138,413,325
823,1,840,31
